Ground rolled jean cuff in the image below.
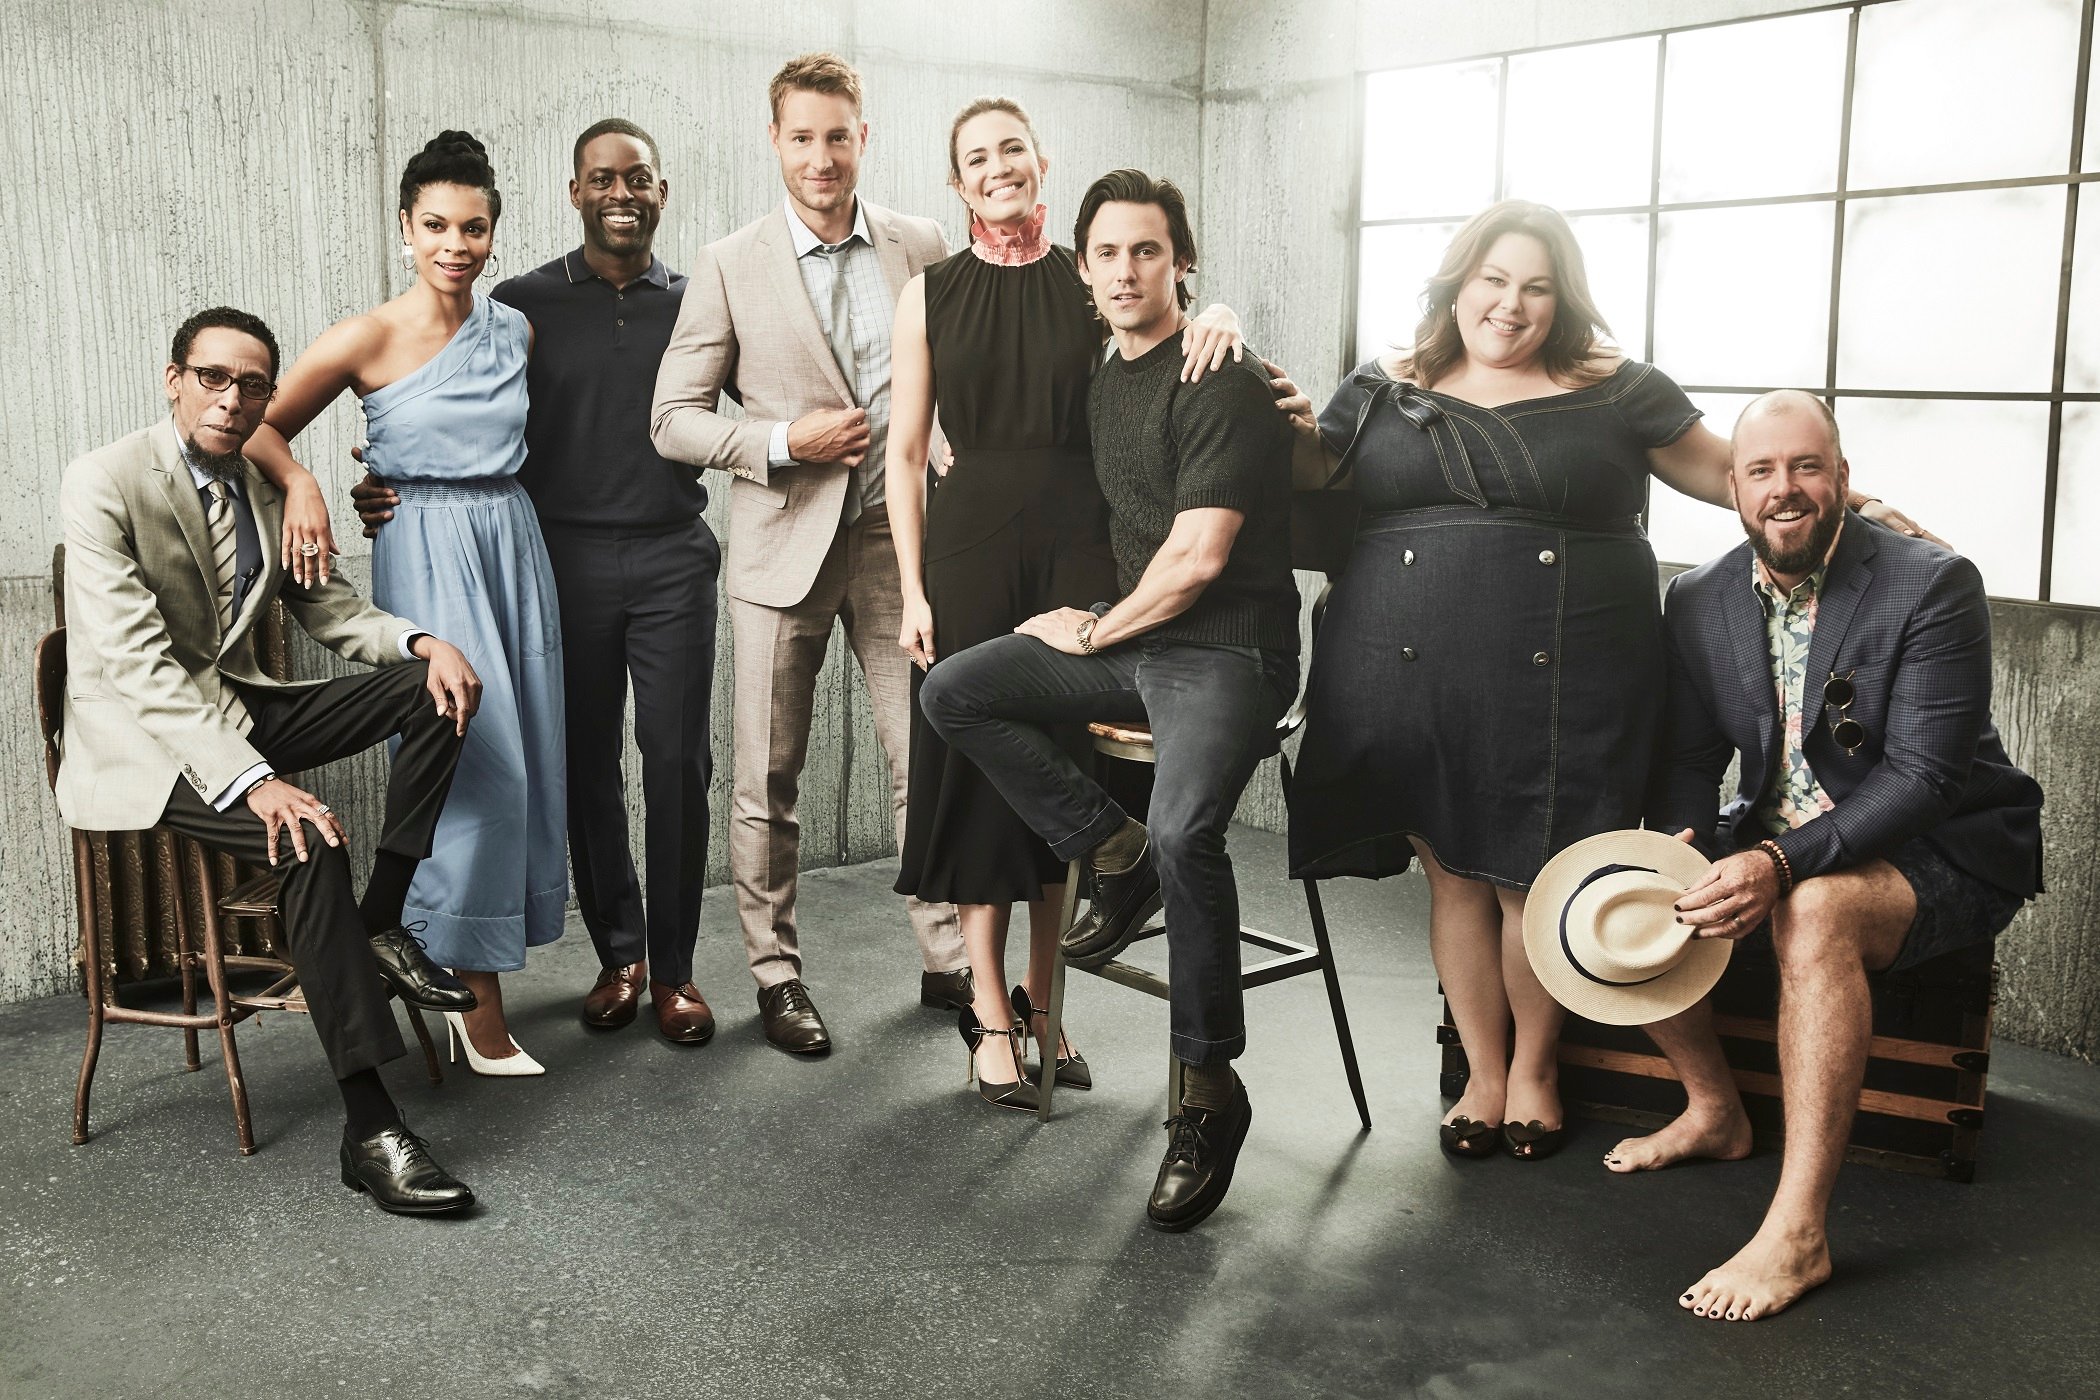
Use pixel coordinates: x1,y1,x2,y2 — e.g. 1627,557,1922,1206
1172,1029,1247,1067
1049,799,1129,865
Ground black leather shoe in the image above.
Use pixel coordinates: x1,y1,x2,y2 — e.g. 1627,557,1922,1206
1059,838,1162,970
368,925,476,1012
339,1124,475,1215
757,978,832,1055
920,967,975,1011
1147,1080,1252,1233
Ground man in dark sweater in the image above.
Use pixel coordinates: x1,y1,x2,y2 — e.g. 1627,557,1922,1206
920,169,1299,1232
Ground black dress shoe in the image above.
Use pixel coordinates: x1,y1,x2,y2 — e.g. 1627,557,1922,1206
368,925,477,1012
1147,1080,1252,1233
339,1124,475,1215
920,967,975,1012
1059,838,1162,969
756,978,832,1055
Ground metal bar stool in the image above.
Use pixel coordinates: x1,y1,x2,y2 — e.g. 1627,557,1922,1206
1032,701,1372,1130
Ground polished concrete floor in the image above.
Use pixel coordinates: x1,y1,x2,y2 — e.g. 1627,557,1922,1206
1,825,2094,1399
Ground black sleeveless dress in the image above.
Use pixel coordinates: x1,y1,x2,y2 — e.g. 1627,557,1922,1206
1287,359,1701,889
894,246,1120,904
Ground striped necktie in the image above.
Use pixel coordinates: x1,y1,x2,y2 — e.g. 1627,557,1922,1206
203,479,253,734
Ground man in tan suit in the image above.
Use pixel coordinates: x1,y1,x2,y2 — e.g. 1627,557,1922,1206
651,53,966,1053
60,306,485,1214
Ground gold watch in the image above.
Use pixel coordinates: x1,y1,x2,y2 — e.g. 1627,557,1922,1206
1076,615,1098,655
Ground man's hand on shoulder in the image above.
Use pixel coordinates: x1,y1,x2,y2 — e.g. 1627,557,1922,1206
409,636,482,736
347,452,397,539
245,777,346,867
787,407,870,467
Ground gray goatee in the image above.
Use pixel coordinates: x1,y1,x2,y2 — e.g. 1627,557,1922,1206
184,437,246,484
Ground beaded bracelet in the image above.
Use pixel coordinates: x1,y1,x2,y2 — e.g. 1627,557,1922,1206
1757,838,1794,896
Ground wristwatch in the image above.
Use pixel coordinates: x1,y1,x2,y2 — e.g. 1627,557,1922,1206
1076,615,1098,655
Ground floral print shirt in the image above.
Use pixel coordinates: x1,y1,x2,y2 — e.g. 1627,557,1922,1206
1752,557,1837,835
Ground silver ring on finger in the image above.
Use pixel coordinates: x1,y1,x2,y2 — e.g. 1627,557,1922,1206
316,804,331,815
299,541,321,557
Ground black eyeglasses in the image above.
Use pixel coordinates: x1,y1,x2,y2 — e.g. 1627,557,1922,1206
1824,670,1864,755
180,364,276,404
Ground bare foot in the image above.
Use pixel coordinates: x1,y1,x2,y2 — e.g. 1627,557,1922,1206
1604,1104,1752,1173
458,1004,520,1060
1679,1222,1832,1322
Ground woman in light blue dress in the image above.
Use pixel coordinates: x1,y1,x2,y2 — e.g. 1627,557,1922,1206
246,131,564,1076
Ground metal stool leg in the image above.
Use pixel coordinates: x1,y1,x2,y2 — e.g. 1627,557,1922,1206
1036,858,1083,1121
190,844,255,1155
404,1002,444,1083
1303,877,1371,1131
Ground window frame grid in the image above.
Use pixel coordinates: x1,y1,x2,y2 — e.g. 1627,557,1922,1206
1349,0,2099,603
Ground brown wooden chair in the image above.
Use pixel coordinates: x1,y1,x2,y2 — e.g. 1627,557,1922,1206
39,628,441,1156
1033,586,1371,1129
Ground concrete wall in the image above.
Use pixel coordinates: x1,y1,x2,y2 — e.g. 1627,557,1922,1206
0,0,1204,1001
1200,0,2100,1059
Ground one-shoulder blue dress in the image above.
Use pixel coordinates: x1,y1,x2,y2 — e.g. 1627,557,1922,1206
362,294,567,970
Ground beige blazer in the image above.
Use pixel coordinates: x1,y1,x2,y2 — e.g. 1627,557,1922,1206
56,417,419,831
650,200,948,608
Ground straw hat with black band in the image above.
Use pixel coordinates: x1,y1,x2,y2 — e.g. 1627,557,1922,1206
1523,828,1730,1026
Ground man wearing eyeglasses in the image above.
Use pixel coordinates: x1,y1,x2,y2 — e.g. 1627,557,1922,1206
1605,389,2042,1322
57,306,487,1216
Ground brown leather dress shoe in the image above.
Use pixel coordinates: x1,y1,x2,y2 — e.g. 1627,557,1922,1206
650,981,717,1045
581,961,647,1029
919,967,975,1011
756,978,832,1055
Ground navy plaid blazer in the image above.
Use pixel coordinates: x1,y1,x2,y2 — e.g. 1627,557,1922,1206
1648,512,2042,898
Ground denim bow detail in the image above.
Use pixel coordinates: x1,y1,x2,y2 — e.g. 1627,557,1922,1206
1388,381,1445,430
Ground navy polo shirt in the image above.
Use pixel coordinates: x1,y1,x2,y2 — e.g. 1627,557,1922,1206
494,248,702,530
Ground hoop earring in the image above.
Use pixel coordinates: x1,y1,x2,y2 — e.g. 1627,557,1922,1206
480,251,499,281
399,243,414,271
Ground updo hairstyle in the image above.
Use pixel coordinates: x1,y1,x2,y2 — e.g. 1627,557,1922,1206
398,129,502,221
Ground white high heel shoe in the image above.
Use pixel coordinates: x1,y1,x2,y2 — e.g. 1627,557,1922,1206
442,1010,545,1077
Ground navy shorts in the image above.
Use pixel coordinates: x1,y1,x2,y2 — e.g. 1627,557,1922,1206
1882,837,2026,972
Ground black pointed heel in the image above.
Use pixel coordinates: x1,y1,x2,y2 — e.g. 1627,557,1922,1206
1439,1115,1501,1159
1503,1119,1568,1161
958,1007,1040,1114
1010,985,1091,1090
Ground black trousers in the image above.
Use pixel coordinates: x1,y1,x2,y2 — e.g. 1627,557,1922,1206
541,517,720,987
920,634,1298,1066
156,662,464,1079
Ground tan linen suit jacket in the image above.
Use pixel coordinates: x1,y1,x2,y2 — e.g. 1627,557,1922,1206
57,417,420,832
649,200,947,607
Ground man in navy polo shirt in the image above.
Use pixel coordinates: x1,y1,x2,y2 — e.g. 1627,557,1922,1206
356,119,721,1044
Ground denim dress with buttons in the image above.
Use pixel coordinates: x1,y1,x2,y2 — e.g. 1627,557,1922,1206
1286,359,1699,890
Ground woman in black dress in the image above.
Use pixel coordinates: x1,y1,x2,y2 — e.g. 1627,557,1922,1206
887,98,1248,1110
1285,201,1927,1158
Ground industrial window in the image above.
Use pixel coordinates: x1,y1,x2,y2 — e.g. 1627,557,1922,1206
1351,0,2097,602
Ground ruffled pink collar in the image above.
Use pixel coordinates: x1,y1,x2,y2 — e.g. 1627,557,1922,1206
969,204,1052,266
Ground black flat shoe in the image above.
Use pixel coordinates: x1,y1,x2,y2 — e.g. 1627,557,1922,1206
1010,985,1091,1090
1503,1120,1568,1161
1439,1115,1501,1159
957,1007,1040,1114
368,924,476,1012
340,1124,475,1215
1060,837,1162,970
1148,1080,1252,1232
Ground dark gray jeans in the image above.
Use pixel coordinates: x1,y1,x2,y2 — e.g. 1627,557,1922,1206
919,633,1298,1065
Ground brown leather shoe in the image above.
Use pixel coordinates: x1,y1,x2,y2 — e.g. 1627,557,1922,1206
650,981,717,1045
919,967,975,1011
581,961,647,1029
756,978,831,1055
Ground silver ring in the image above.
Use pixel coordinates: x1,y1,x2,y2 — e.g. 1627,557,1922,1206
316,804,331,815
299,541,321,557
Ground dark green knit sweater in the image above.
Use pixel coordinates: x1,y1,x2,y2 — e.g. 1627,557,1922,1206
1087,333,1300,653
